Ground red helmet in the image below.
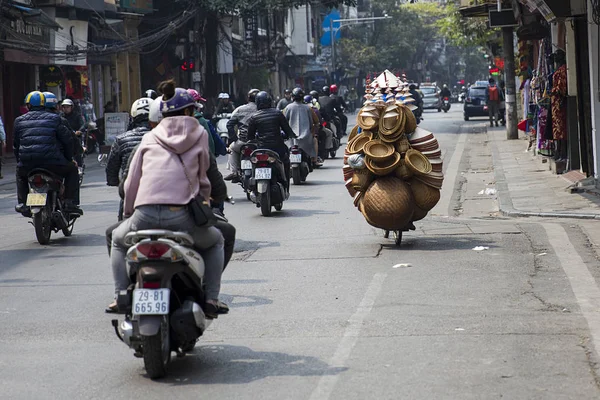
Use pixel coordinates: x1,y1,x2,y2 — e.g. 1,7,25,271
330,84,338,94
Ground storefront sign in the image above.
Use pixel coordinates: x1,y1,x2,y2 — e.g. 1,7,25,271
40,65,63,87
53,18,88,66
104,113,130,144
10,19,43,36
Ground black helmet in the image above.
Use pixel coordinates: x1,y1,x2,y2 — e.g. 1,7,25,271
284,89,291,95
322,86,330,96
255,91,272,110
309,90,319,98
144,89,158,100
292,87,304,101
248,88,260,102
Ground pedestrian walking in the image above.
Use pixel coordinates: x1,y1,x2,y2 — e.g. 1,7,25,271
487,78,501,127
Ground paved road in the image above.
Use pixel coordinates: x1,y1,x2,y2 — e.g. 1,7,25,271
1,107,600,399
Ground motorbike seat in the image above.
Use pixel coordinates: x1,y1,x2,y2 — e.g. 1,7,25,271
125,229,194,246
27,168,65,187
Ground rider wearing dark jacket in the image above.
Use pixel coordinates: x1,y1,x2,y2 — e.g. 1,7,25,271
14,91,80,213
246,91,297,189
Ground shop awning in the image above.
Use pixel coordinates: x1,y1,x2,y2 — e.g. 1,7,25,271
7,2,62,30
459,4,492,18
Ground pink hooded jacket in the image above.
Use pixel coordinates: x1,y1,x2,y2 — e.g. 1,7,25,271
123,116,211,217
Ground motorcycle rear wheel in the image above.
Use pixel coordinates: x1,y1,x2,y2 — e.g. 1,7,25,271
33,209,52,245
142,316,171,379
292,168,302,185
260,191,272,216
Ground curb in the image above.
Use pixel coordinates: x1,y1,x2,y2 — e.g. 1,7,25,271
488,127,600,220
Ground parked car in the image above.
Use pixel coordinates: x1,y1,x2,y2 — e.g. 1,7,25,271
463,85,506,124
419,85,441,111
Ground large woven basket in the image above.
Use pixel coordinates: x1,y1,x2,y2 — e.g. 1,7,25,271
409,178,441,211
351,168,375,191
360,177,415,230
411,205,428,222
348,125,359,142
357,107,380,130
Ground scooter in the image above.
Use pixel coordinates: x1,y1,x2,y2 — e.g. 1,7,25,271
289,143,312,185
111,229,215,379
214,113,232,146
442,97,451,113
239,142,258,200
249,149,288,216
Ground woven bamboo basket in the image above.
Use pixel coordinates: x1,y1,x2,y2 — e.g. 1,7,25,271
347,131,373,154
345,178,357,198
379,105,406,136
351,168,375,191
357,108,380,130
363,139,395,161
348,125,359,142
404,149,432,176
395,137,411,154
365,152,402,176
409,178,441,211
411,205,428,222
342,165,354,181
402,105,418,134
394,160,413,180
360,177,415,231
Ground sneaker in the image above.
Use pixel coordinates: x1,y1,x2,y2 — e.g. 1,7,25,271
231,175,242,184
15,203,27,214
224,173,237,181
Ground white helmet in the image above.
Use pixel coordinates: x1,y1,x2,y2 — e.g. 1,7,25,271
218,93,230,99
61,99,74,107
130,97,152,118
148,98,163,124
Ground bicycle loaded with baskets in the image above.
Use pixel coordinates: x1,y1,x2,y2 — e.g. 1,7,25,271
342,71,444,247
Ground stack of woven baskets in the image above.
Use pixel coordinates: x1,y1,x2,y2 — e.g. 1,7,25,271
342,70,444,231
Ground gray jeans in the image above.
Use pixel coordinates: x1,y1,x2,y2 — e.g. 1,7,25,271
228,139,246,174
111,205,224,300
488,101,500,124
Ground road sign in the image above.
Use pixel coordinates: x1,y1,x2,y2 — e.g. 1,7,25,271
320,10,341,47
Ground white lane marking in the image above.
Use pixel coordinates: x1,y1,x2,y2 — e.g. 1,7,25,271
543,223,600,356
434,132,467,216
309,273,387,400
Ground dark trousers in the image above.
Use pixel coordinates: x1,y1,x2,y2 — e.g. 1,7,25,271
105,218,236,269
17,163,80,205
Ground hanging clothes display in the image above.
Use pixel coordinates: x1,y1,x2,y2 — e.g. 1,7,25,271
551,63,567,141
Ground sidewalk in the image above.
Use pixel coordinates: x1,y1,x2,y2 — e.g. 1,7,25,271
0,157,16,188
488,126,600,219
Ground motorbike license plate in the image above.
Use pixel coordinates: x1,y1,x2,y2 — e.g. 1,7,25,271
26,193,47,206
241,160,252,170
290,154,302,163
255,168,272,180
132,288,170,315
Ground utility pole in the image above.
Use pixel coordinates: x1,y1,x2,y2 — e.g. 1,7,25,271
503,27,518,140
193,13,202,92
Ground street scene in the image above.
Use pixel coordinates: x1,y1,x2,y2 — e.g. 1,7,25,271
2,0,600,398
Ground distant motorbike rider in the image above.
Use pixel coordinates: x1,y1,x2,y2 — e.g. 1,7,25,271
215,93,235,114
14,91,82,215
304,95,326,166
318,86,338,126
61,99,86,165
224,88,260,182
284,88,319,166
277,89,292,111
330,84,348,134
440,84,452,100
105,97,153,220
246,91,297,191
409,84,424,122
309,90,321,110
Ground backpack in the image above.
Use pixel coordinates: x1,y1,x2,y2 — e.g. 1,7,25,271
488,86,499,101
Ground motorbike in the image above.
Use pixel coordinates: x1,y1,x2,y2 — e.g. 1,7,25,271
318,122,340,160
239,142,258,201
84,121,104,155
458,92,466,103
214,113,232,146
289,143,312,185
24,169,80,244
442,97,451,113
111,229,215,379
249,148,288,216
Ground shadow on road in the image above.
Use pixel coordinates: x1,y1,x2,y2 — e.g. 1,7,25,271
158,345,347,385
381,235,499,252
265,209,340,219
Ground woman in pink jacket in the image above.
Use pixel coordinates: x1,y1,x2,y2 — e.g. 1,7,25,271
110,80,226,318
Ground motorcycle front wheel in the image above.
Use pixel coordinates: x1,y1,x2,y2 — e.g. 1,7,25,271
142,316,171,379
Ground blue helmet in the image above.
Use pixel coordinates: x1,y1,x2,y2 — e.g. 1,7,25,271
303,95,312,104
24,91,46,107
43,92,59,110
